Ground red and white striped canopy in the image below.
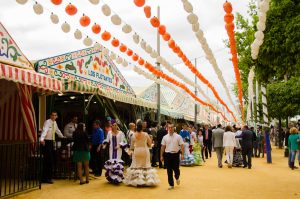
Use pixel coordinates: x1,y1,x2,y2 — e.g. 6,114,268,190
0,63,62,92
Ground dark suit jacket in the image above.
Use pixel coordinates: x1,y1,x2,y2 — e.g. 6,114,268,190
237,130,254,149
157,127,167,147
203,129,212,144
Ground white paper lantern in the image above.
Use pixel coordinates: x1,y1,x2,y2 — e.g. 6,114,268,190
110,52,116,60
33,2,43,15
103,48,109,56
187,13,198,24
256,39,263,46
122,60,128,67
156,56,163,64
183,2,193,13
16,0,28,5
94,42,101,49
74,29,82,40
196,30,204,38
140,40,146,49
61,22,70,33
116,57,123,64
50,13,59,24
83,37,93,46
150,50,158,58
89,0,100,5
111,14,121,25
255,31,264,40
256,21,266,31
145,45,152,54
192,23,199,32
102,4,111,16
260,1,270,13
133,33,140,44
122,24,132,34
259,12,266,23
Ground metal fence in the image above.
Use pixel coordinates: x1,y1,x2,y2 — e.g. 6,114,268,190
0,142,42,198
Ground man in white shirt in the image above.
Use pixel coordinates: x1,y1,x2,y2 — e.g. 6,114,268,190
40,111,64,184
63,116,78,138
160,123,184,190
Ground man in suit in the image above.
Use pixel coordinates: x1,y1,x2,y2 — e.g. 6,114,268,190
212,124,225,168
236,125,254,169
157,121,168,168
203,124,213,159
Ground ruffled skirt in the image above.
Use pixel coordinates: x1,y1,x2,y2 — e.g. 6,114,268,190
104,159,124,184
192,143,203,166
123,167,160,186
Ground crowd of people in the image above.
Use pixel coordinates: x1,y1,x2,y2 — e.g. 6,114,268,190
39,110,300,190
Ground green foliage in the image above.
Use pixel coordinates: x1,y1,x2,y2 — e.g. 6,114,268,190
267,77,300,119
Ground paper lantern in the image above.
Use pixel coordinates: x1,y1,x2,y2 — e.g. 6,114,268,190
101,31,111,41
150,17,160,27
192,23,199,32
134,0,145,7
33,2,43,15
162,33,171,41
256,21,266,31
127,49,133,56
144,6,151,18
225,23,234,32
65,3,77,16
168,39,175,48
174,46,180,53
224,13,234,24
138,58,145,65
196,30,204,38
83,37,93,46
111,14,121,25
140,40,146,49
158,25,166,35
133,33,140,44
103,47,109,56
122,60,128,67
259,12,266,23
122,24,132,33
80,14,91,27
183,1,193,13
223,1,233,13
111,38,120,47
74,29,82,40
51,0,62,5
61,22,71,33
132,54,139,61
119,44,127,52
102,4,111,16
89,0,100,5
50,13,59,24
187,13,198,24
94,42,101,49
116,57,123,64
110,52,116,60
16,0,28,4
260,1,270,13
146,45,152,54
150,50,158,58
156,56,163,64
92,23,101,34
254,31,264,40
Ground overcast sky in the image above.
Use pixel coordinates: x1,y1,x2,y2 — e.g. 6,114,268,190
0,0,250,120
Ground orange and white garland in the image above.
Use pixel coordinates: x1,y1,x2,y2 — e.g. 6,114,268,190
223,1,244,121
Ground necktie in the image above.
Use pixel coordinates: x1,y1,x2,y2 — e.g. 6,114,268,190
52,122,56,141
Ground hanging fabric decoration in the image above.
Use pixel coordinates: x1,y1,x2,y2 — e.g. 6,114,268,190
74,29,82,40
94,42,102,49
33,2,43,15
102,4,111,16
223,0,244,121
50,13,59,24
103,47,109,56
110,52,116,60
65,3,77,16
61,22,71,33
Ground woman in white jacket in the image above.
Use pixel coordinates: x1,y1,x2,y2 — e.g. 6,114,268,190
223,126,236,168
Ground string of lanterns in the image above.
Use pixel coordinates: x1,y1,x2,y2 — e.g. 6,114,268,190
180,0,240,120
133,0,236,122
223,0,244,121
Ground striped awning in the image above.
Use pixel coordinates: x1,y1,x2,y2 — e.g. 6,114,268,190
0,63,62,92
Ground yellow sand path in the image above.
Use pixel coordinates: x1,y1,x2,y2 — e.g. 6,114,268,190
13,148,300,199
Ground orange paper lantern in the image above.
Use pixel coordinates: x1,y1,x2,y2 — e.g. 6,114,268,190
134,0,145,7
168,39,175,49
65,3,77,16
111,38,120,47
225,23,234,32
158,25,166,35
138,58,145,65
127,49,133,56
132,54,139,61
224,13,234,24
80,14,91,27
150,17,160,28
92,23,101,34
223,1,233,13
119,44,127,53
101,31,111,41
51,0,62,5
162,33,171,41
144,6,151,18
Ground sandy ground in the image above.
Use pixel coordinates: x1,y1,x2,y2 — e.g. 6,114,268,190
13,147,300,199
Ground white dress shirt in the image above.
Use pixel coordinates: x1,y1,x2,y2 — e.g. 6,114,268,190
190,131,197,146
161,133,184,153
223,131,236,147
40,119,64,141
64,122,77,138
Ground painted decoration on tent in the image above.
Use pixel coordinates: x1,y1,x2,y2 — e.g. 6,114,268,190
139,83,169,107
35,46,135,95
0,23,33,70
